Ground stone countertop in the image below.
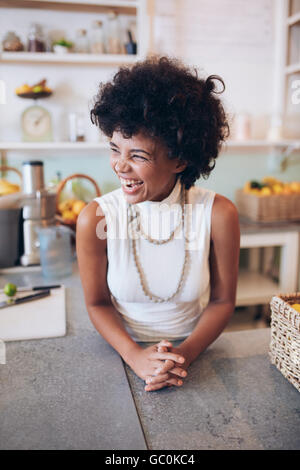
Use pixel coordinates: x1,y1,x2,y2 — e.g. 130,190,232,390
0,264,146,450
125,328,300,450
1,264,300,450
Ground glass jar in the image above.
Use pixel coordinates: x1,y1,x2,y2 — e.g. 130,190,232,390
106,11,122,54
75,29,88,53
68,112,85,142
90,20,105,54
2,31,24,51
27,23,46,52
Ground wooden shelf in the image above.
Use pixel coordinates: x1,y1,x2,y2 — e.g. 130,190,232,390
1,140,300,153
287,11,300,26
226,139,300,148
0,0,137,14
285,63,300,75
0,141,108,150
236,270,280,306
0,51,140,65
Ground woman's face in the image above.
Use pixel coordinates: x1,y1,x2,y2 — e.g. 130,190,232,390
109,130,186,203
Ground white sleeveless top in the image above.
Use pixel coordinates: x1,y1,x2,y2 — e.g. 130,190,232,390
94,178,216,342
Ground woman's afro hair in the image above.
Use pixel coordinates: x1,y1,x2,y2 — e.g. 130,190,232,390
90,56,229,189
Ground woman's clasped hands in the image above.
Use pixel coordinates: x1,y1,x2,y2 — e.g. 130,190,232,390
128,339,190,392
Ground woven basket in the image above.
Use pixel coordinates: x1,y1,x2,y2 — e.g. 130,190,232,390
235,189,300,223
56,173,101,231
0,165,22,182
269,293,300,392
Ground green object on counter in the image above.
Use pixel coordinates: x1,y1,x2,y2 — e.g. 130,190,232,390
4,283,17,297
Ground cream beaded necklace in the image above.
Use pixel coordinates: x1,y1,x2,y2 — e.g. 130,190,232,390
128,184,189,303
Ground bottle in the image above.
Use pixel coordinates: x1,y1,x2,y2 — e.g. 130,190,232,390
27,23,46,52
90,20,105,54
125,29,137,55
106,11,121,54
75,29,88,53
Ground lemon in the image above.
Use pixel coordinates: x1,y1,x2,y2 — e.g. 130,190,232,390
4,283,17,297
291,303,300,313
260,187,272,196
72,200,86,216
62,209,77,223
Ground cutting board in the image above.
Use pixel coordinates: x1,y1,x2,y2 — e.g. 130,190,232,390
0,286,66,342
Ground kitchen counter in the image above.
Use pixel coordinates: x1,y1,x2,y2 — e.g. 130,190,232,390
0,264,300,450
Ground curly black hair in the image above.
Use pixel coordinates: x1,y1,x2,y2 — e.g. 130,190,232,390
90,56,229,190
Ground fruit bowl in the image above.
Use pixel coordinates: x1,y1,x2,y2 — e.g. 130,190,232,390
16,91,52,100
56,173,101,232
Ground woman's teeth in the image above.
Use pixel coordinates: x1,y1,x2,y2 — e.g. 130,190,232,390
120,177,143,188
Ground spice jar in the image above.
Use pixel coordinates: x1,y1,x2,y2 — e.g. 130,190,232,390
27,23,46,52
75,29,88,53
106,11,122,54
2,31,24,51
90,20,105,54
68,112,85,142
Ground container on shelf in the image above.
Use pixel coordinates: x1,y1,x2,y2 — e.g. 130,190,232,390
75,29,88,53
125,29,137,55
270,292,300,392
27,23,46,52
68,112,85,142
235,187,300,222
106,11,122,54
90,20,105,54
2,31,24,51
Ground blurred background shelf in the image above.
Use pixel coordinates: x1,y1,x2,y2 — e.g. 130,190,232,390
236,270,279,306
0,51,140,65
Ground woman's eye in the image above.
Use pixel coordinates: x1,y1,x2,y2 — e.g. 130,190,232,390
133,155,147,161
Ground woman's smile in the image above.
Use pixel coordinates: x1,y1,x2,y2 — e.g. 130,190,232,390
110,130,186,203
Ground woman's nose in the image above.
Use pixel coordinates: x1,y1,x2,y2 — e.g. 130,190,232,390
115,157,131,173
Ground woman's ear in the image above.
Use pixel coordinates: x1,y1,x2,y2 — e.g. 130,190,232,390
174,159,188,174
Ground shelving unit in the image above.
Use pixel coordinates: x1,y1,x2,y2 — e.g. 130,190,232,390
0,0,148,64
0,51,141,65
1,139,300,152
281,0,300,137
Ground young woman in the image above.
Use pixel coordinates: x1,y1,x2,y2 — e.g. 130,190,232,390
76,56,240,392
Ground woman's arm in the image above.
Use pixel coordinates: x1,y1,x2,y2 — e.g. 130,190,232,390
144,194,240,391
180,194,240,362
76,201,139,361
76,201,186,384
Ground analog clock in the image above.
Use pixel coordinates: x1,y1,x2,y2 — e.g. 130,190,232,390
21,105,53,142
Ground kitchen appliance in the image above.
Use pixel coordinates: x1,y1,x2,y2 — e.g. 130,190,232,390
20,161,56,266
0,208,23,268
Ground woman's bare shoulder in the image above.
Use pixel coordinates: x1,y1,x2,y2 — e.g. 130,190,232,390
211,193,240,241
76,200,107,245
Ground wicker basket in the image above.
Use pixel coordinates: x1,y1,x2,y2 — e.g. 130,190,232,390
0,165,22,182
56,173,101,231
235,189,300,223
269,293,300,392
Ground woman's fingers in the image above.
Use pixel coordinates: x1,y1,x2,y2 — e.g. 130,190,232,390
168,367,188,378
157,340,173,349
151,351,185,364
145,373,170,384
146,372,185,385
145,377,183,392
154,359,175,374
